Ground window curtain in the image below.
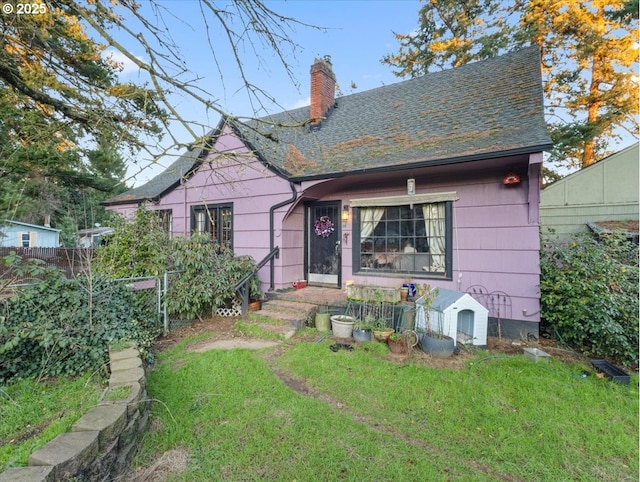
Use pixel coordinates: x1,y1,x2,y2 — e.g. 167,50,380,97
423,203,446,272
360,207,385,239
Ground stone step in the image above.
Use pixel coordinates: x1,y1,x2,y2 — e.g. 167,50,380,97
250,298,318,331
254,307,307,329
262,299,318,313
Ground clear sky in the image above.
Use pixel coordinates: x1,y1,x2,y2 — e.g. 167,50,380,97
109,0,424,184
111,0,636,185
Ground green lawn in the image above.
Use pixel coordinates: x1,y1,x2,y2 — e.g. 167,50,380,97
0,373,104,471
136,333,638,481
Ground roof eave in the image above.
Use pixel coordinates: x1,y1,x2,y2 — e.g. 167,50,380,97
286,143,553,182
226,118,293,180
103,120,227,207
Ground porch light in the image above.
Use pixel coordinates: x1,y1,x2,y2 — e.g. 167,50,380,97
342,205,350,226
407,178,416,195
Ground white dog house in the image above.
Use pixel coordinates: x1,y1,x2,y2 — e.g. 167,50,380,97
425,288,488,347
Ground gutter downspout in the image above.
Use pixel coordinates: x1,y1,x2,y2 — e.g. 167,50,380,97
269,181,298,291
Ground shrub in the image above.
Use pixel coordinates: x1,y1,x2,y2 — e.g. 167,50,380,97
540,233,639,366
92,208,262,321
0,267,161,383
92,207,170,278
167,236,259,320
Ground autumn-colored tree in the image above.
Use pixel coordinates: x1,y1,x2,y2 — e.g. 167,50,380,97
383,0,639,170
0,1,311,231
0,4,162,225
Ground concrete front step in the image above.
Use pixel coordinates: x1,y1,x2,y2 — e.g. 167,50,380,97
252,299,318,330
263,299,318,313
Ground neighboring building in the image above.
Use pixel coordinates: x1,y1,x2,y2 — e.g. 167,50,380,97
78,226,114,248
540,143,639,240
105,47,552,335
0,220,61,248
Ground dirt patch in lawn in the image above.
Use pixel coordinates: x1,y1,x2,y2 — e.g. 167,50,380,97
140,316,621,481
152,315,594,370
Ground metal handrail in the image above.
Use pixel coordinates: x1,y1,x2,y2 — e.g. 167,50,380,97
234,246,279,315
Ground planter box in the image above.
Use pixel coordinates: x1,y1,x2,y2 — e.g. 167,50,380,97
346,284,400,304
523,347,551,363
590,359,631,385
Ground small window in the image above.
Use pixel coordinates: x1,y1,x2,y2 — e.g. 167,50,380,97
157,210,173,238
21,232,31,248
191,204,233,248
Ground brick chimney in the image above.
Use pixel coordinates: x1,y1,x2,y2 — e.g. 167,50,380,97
309,55,336,126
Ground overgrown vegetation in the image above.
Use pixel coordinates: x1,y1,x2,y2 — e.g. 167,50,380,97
540,233,639,366
0,257,160,382
1,207,261,383
135,338,638,480
94,207,261,320
167,236,260,320
92,208,170,278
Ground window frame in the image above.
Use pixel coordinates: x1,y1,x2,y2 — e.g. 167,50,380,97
20,232,31,248
351,196,454,280
190,203,233,248
157,209,173,239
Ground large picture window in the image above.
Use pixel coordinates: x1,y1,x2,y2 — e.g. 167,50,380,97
352,193,455,278
191,203,233,247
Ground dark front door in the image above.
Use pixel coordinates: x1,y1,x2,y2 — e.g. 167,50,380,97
306,202,341,287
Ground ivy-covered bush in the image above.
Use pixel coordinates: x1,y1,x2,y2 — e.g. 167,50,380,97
0,267,161,382
540,233,639,366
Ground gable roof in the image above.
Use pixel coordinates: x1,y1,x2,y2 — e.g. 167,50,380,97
106,46,551,204
237,46,551,181
105,143,210,206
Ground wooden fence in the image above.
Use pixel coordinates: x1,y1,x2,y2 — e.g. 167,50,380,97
0,247,94,281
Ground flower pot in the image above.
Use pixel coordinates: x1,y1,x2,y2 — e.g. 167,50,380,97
330,315,356,338
388,338,406,354
248,300,262,312
399,288,409,302
373,329,394,342
315,312,331,332
353,328,372,343
421,333,455,358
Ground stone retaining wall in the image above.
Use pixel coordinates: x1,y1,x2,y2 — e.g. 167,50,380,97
0,346,149,482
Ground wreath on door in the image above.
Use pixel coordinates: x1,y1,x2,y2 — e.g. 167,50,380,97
314,216,335,238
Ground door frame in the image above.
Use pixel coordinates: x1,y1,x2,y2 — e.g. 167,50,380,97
304,200,342,288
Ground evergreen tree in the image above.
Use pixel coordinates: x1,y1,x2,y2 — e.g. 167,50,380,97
383,0,639,169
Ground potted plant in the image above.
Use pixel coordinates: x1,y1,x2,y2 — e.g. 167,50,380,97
421,293,455,358
399,286,409,302
372,318,394,342
315,306,331,332
387,331,405,353
353,318,373,342
330,314,356,338
248,275,263,311
415,285,455,358
388,330,419,354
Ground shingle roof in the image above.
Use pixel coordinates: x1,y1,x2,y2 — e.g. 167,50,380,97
237,46,551,180
106,46,551,204
105,144,208,205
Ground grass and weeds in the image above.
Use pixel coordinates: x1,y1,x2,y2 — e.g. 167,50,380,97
136,336,638,481
0,373,104,470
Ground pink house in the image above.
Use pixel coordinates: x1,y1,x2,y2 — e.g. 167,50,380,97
104,47,552,336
